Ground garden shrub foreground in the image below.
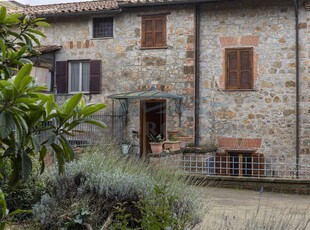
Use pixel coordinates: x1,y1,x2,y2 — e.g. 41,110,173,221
33,144,203,229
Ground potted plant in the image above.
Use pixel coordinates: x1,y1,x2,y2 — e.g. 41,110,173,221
164,136,181,152
167,130,180,140
149,133,163,154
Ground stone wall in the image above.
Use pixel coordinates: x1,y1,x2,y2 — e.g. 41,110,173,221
199,0,297,158
40,6,196,138
299,1,310,160
37,0,308,161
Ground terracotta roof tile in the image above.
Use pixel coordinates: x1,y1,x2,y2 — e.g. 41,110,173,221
20,1,119,16
35,45,62,53
118,0,190,5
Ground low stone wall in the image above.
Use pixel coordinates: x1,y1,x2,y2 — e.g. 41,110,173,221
189,175,310,195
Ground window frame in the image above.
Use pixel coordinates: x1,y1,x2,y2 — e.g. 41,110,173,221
92,17,114,39
68,61,90,94
225,47,253,90
141,14,167,49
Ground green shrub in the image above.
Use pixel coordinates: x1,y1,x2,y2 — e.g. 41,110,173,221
34,144,202,229
0,158,45,221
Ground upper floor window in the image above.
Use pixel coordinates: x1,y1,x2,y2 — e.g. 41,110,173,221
141,15,166,48
93,17,113,38
56,60,102,94
225,48,253,90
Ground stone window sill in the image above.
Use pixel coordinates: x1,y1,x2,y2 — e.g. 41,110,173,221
91,37,114,40
221,89,257,92
139,46,168,50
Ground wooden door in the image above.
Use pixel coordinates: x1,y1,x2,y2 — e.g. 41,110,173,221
140,100,166,156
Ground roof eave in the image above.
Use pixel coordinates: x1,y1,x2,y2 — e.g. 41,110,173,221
29,8,122,18
119,0,225,8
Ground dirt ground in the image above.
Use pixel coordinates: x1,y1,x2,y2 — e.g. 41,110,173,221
195,187,310,230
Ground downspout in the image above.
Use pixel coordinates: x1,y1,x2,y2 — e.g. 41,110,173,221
293,0,300,178
194,4,201,146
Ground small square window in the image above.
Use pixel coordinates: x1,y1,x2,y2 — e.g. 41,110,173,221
93,17,113,38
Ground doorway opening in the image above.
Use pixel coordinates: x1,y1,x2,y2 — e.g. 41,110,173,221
140,100,166,156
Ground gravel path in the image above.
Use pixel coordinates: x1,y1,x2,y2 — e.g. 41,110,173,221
195,187,310,230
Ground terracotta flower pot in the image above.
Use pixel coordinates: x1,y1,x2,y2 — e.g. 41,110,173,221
150,142,163,154
175,136,193,148
164,141,181,151
167,130,180,140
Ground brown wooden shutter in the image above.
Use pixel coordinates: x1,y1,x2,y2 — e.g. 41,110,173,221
252,152,264,177
142,18,154,47
154,17,166,47
240,49,252,89
226,48,253,90
56,61,68,94
141,15,166,48
226,50,238,89
89,60,102,94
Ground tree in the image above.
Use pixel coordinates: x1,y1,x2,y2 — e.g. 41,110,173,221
0,7,106,186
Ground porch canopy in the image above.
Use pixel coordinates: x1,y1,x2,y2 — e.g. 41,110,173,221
107,89,183,116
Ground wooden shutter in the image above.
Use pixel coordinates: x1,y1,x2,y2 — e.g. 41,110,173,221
142,17,154,47
142,15,166,48
226,50,238,89
154,17,166,47
56,61,68,94
252,152,264,177
240,49,252,89
89,60,102,94
226,48,253,89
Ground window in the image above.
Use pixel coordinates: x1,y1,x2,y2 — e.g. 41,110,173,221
31,66,52,91
56,60,101,94
225,48,253,90
141,15,166,48
69,61,89,93
93,17,113,38
216,152,264,177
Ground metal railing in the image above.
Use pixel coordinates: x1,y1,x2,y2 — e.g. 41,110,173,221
37,110,125,147
178,155,310,179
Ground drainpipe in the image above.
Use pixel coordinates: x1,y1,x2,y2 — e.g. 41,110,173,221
293,0,300,178
194,4,201,146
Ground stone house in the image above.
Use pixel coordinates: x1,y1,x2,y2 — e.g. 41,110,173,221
16,0,310,175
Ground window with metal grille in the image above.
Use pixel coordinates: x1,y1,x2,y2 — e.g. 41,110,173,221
216,151,264,177
225,48,253,90
93,17,113,38
141,15,166,48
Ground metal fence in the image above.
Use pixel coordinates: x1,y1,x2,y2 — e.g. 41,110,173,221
37,110,125,147
178,154,310,180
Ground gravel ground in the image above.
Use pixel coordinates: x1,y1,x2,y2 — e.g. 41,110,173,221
195,187,310,230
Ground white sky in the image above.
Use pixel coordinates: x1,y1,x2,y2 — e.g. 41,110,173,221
15,0,93,6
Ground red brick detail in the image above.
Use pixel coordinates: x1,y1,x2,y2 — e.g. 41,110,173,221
217,137,238,149
240,138,262,149
217,137,262,150
240,36,259,46
219,37,238,48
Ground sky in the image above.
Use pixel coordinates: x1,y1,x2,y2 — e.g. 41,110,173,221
15,0,93,6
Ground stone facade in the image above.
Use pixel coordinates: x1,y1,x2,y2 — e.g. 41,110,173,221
299,1,310,158
200,0,298,159
41,6,196,138
37,0,309,161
